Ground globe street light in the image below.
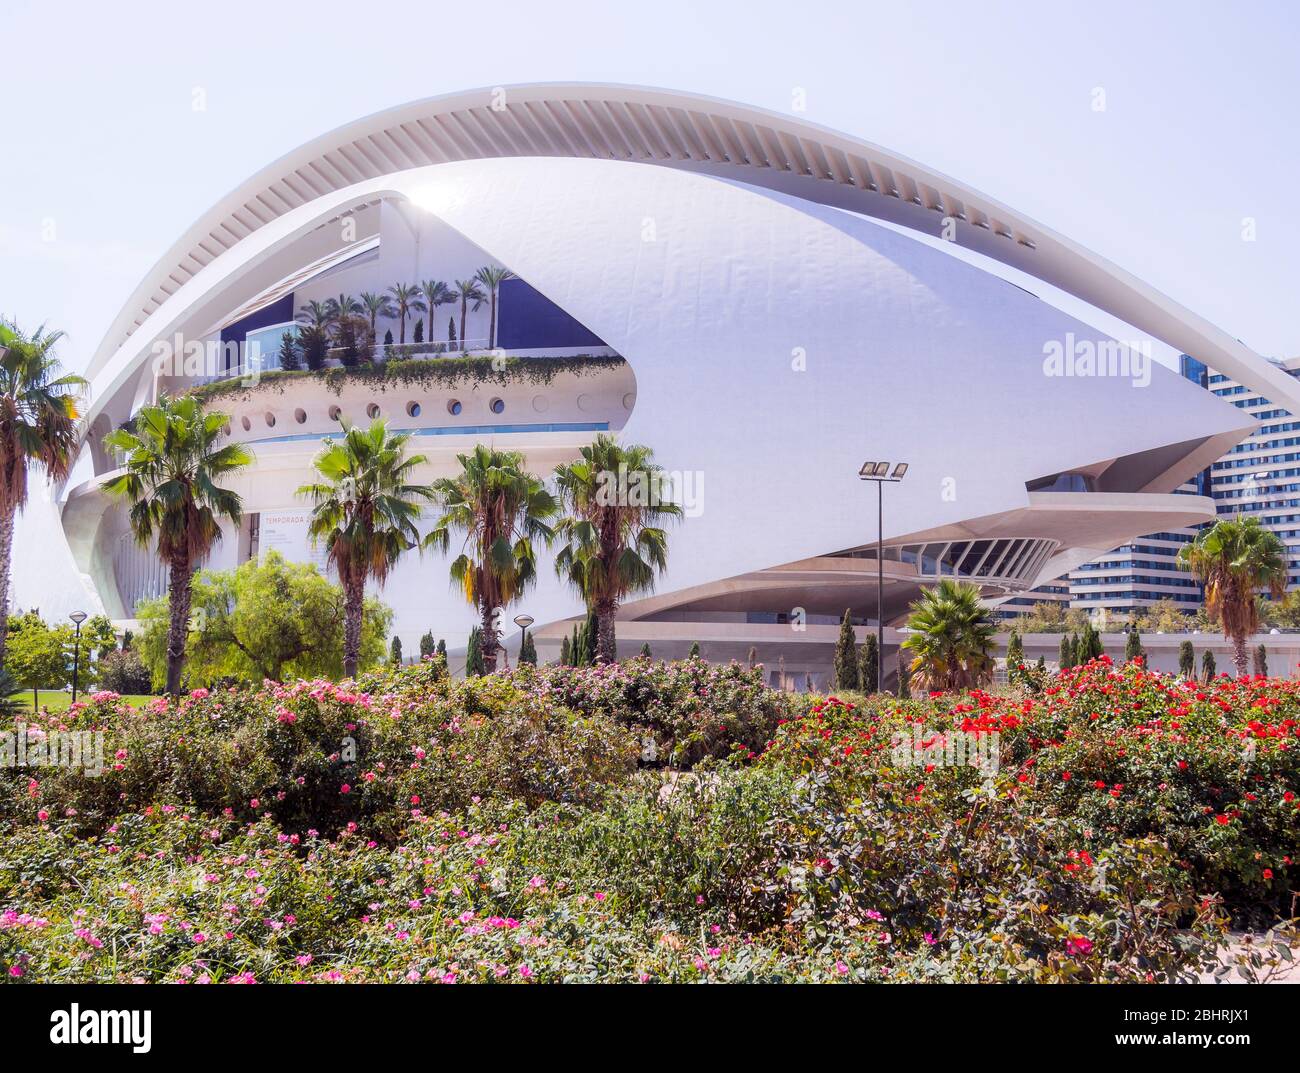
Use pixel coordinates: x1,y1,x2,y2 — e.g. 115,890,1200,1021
857,462,909,690
68,611,88,705
514,614,535,665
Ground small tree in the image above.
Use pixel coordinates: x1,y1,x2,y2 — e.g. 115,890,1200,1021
1006,629,1024,684
1254,644,1268,677
747,645,758,669
390,635,403,666
559,634,571,666
1125,625,1143,664
640,642,652,659
896,660,910,699
419,631,435,660
383,329,394,347
436,638,446,660
1057,634,1072,670
1080,620,1103,662
278,330,301,372
804,672,815,693
1201,648,1216,684
413,318,425,344
5,614,71,708
466,626,484,676
687,640,700,659
1178,639,1195,679
518,628,537,666
301,327,328,371
858,632,879,693
833,609,859,691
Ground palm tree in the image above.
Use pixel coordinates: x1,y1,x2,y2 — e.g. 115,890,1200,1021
553,434,679,662
452,279,486,351
325,294,361,327
102,396,252,694
1178,515,1286,677
425,445,557,672
359,291,394,338
296,299,333,332
473,266,516,350
296,419,432,678
0,321,85,664
419,280,455,346
901,578,997,693
386,283,426,345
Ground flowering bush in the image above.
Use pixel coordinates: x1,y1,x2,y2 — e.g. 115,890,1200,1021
2,656,1296,983
514,656,797,765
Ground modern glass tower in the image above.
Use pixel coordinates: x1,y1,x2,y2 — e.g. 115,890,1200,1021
1058,352,1300,619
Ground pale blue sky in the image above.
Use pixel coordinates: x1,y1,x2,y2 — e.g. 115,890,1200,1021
2,0,1298,371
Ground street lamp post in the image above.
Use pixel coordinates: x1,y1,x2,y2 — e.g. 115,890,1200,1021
514,614,535,665
857,462,909,690
68,611,88,704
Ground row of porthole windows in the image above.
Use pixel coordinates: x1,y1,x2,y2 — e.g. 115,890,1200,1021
238,397,508,431
232,391,635,433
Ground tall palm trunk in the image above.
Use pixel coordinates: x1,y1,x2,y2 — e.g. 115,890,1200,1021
489,291,497,349
1232,634,1249,678
480,601,500,672
165,549,194,695
342,576,364,679
460,298,468,348
0,499,16,666
594,597,618,663
398,309,406,345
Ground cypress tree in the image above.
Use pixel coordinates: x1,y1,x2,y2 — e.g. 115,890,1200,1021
1006,629,1024,670
897,660,911,699
858,632,879,693
1058,634,1072,670
413,318,424,343
278,330,301,372
436,638,447,660
1254,644,1268,677
419,631,435,660
518,629,537,666
1201,649,1216,684
466,627,484,676
560,634,571,666
1125,625,1143,664
804,672,815,693
747,646,759,669
833,609,859,691
583,610,599,665
688,640,701,659
640,642,652,659
1178,639,1195,679
384,328,394,346
390,635,403,666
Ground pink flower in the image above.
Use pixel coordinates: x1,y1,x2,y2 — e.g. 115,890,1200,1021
295,955,313,967
835,961,849,976
1065,936,1094,957
8,965,23,978
340,784,351,794
518,965,533,978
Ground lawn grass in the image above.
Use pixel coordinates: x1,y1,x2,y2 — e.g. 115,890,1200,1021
14,689,157,713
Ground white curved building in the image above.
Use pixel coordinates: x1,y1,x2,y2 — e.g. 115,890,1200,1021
63,83,1283,684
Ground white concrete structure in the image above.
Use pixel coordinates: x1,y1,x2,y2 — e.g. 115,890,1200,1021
61,84,1287,683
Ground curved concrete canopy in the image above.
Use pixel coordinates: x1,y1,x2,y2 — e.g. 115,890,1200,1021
91,82,1296,413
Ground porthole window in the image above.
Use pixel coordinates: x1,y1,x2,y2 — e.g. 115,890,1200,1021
576,393,593,412
328,405,342,422
622,392,636,412
294,408,307,424
406,401,421,418
264,412,276,428
489,397,505,415
447,399,462,416
240,416,251,432
366,403,380,419
531,395,549,413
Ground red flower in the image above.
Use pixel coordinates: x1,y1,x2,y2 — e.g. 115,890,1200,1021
1214,814,1230,825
